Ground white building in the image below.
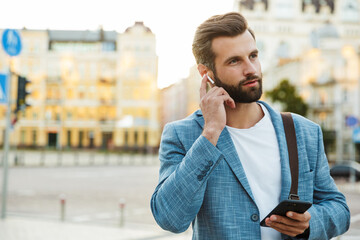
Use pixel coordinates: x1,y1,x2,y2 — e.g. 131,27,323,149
234,0,360,161
234,0,360,79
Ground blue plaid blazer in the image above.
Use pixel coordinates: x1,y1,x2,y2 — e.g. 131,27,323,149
151,101,350,239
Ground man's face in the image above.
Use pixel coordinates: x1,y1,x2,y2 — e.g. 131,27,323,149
211,30,262,103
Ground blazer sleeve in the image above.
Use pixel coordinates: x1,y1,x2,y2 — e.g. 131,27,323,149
150,123,224,233
307,126,350,239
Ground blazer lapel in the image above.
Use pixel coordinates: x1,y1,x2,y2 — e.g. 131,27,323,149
217,128,256,203
195,103,294,202
194,110,256,203
261,102,292,201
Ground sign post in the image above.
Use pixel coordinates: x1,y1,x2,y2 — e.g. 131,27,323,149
1,29,22,219
351,125,360,184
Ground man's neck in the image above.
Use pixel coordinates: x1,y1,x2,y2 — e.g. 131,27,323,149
225,102,264,129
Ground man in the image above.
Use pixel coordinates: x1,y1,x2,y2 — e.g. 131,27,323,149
151,12,350,239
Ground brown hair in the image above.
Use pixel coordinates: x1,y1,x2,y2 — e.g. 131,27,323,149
192,12,255,72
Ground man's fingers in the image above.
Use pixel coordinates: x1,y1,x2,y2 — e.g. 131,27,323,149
266,214,310,237
200,83,235,109
199,74,208,99
270,214,308,228
266,218,307,237
286,211,311,222
221,95,236,109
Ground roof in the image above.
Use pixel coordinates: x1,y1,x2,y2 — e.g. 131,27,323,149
48,29,117,42
125,22,152,33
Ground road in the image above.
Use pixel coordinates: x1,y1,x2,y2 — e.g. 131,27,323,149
0,154,359,239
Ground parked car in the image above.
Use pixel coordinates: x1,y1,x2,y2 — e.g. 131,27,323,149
330,161,360,181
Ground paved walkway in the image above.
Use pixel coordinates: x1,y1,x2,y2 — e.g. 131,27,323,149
0,216,191,240
0,216,358,240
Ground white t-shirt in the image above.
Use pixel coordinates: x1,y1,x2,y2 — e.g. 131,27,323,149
226,104,281,240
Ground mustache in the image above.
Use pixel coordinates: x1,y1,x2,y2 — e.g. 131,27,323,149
240,75,261,85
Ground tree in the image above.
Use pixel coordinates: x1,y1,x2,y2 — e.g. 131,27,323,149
265,79,308,116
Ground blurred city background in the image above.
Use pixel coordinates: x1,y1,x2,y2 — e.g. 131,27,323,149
0,0,360,239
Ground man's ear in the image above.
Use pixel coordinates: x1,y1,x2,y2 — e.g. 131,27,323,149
197,64,208,78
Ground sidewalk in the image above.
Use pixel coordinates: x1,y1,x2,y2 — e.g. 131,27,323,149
0,215,358,240
0,216,191,240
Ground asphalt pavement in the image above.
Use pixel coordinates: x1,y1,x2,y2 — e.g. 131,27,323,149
0,151,359,239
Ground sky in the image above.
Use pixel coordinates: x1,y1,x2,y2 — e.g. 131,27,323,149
0,0,235,88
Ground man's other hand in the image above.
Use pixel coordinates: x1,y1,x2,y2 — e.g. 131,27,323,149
265,211,311,237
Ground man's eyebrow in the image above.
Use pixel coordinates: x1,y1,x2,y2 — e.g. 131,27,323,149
223,55,242,64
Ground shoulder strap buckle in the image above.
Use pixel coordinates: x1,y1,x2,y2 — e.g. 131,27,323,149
288,194,300,200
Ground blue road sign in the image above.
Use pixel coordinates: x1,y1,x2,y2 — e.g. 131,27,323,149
2,29,22,56
353,127,360,143
346,115,358,127
0,73,8,104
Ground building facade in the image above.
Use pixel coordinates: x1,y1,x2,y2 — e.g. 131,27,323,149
0,22,160,152
234,0,360,79
234,0,360,161
160,65,201,128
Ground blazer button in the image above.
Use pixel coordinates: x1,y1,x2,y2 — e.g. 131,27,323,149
197,175,204,181
207,160,214,167
251,214,259,222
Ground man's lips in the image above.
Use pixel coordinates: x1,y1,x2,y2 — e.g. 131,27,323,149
242,79,259,86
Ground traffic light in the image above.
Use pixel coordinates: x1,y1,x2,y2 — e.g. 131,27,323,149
16,75,30,112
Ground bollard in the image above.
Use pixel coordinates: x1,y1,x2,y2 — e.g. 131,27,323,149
59,194,66,221
14,155,18,166
119,198,126,227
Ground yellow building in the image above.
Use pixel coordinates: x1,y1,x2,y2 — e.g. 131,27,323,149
0,22,160,152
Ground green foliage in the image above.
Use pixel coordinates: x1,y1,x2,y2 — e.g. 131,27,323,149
265,79,309,116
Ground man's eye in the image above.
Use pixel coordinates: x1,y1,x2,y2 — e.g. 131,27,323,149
250,54,258,59
229,59,238,64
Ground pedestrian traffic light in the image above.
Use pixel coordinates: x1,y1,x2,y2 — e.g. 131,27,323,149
16,76,30,112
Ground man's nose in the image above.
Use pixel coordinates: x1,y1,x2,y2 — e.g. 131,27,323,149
243,59,257,76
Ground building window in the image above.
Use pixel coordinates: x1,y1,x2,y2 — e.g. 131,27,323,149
102,42,116,52
276,41,290,58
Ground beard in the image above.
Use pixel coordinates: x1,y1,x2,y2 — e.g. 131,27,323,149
213,72,263,103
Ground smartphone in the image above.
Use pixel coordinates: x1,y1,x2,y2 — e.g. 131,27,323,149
260,199,312,227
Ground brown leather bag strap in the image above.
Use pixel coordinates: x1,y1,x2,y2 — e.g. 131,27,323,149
281,112,300,200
